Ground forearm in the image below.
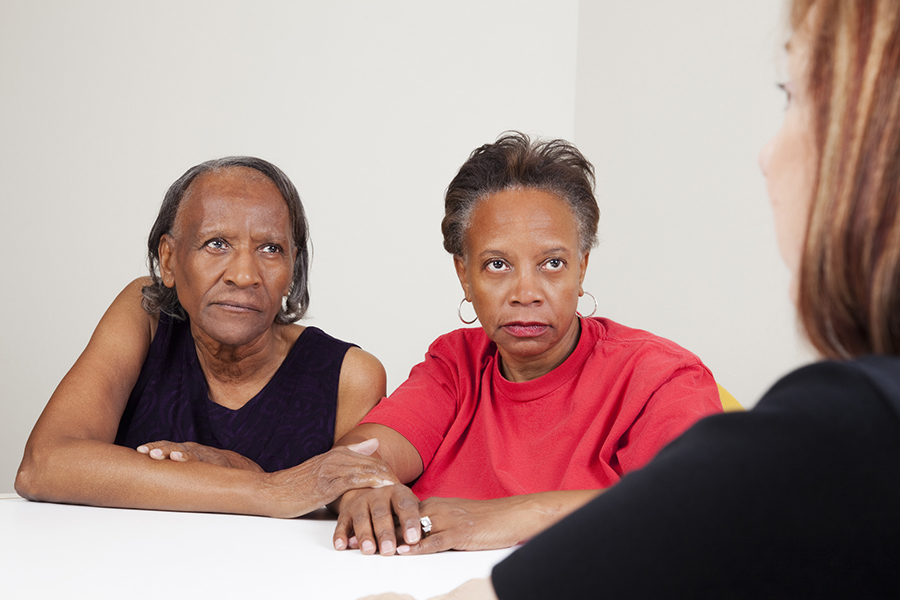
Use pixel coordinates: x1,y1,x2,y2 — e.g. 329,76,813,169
334,423,423,483
499,489,604,542
407,489,605,554
17,435,397,519
16,437,279,516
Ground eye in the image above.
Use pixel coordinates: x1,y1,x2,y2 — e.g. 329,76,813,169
485,259,510,273
205,238,228,251
542,258,565,272
260,243,283,254
777,82,793,108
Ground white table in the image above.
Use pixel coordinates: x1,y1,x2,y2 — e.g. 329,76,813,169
0,497,513,599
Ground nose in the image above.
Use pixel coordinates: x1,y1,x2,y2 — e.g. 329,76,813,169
509,267,543,306
224,249,262,288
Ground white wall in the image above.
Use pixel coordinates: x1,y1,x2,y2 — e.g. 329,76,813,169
0,0,579,491
0,1,812,491
573,0,814,409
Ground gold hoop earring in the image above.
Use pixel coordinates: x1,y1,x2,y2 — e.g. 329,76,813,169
457,298,478,324
576,292,598,318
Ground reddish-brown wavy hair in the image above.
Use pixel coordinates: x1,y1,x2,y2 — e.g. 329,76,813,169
792,0,900,358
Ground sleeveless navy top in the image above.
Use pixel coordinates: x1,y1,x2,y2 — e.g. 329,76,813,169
115,312,355,472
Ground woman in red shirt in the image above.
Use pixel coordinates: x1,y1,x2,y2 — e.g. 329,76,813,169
333,132,722,557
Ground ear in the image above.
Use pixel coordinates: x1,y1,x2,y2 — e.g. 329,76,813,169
453,254,470,300
158,234,177,288
577,252,590,294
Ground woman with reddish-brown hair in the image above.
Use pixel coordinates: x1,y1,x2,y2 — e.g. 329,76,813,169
362,1,900,598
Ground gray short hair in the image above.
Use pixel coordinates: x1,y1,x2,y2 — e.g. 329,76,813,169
142,156,311,324
441,131,599,256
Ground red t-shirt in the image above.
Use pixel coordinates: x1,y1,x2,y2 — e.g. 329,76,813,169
361,317,722,500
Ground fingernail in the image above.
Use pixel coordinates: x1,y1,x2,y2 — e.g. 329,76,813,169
361,540,375,553
334,538,345,550
150,448,162,458
397,545,410,554
171,452,182,460
381,540,394,555
406,528,419,543
136,445,148,453
347,438,379,454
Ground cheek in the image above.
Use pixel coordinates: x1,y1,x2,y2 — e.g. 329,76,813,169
764,120,815,275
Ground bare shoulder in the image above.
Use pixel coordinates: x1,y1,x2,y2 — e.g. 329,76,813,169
98,277,159,341
334,347,387,441
342,347,386,384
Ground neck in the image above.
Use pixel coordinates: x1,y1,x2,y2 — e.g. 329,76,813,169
191,324,291,386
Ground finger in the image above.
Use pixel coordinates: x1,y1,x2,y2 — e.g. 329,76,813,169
136,440,179,459
350,507,380,556
370,496,400,555
392,524,412,554
170,451,187,462
392,491,422,544
400,531,450,556
346,438,379,456
333,511,354,551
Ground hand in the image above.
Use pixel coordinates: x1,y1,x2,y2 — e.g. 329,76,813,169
358,578,498,600
263,439,400,519
334,483,422,555
400,496,531,555
137,440,264,472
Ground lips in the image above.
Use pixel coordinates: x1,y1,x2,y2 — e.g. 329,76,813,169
502,322,549,337
211,299,262,313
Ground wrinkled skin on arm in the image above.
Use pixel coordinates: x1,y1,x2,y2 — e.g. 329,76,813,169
15,278,393,518
331,422,602,556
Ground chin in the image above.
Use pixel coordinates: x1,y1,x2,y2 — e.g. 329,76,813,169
496,336,554,358
200,318,272,348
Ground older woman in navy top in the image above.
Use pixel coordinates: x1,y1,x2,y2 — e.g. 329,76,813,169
16,156,394,517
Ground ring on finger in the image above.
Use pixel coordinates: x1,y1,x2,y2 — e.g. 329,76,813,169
420,516,433,537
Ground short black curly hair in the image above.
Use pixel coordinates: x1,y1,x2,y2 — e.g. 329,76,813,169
441,131,599,256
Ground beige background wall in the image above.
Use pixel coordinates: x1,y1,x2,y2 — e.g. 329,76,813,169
0,0,811,491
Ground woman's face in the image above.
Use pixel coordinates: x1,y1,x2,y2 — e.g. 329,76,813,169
758,20,817,293
159,167,296,349
454,188,589,381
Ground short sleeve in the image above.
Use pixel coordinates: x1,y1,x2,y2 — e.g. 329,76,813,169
614,360,722,473
359,335,467,468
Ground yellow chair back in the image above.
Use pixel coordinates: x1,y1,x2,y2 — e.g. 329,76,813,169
718,384,744,412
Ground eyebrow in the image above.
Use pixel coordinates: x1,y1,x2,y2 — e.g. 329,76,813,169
477,249,508,259
476,247,573,259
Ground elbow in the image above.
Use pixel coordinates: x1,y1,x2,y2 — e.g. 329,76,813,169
14,448,53,501
14,459,38,500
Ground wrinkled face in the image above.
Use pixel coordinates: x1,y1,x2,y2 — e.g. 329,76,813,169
758,20,817,296
159,167,296,348
454,188,588,380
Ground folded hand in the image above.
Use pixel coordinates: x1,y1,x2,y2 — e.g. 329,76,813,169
137,440,263,472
